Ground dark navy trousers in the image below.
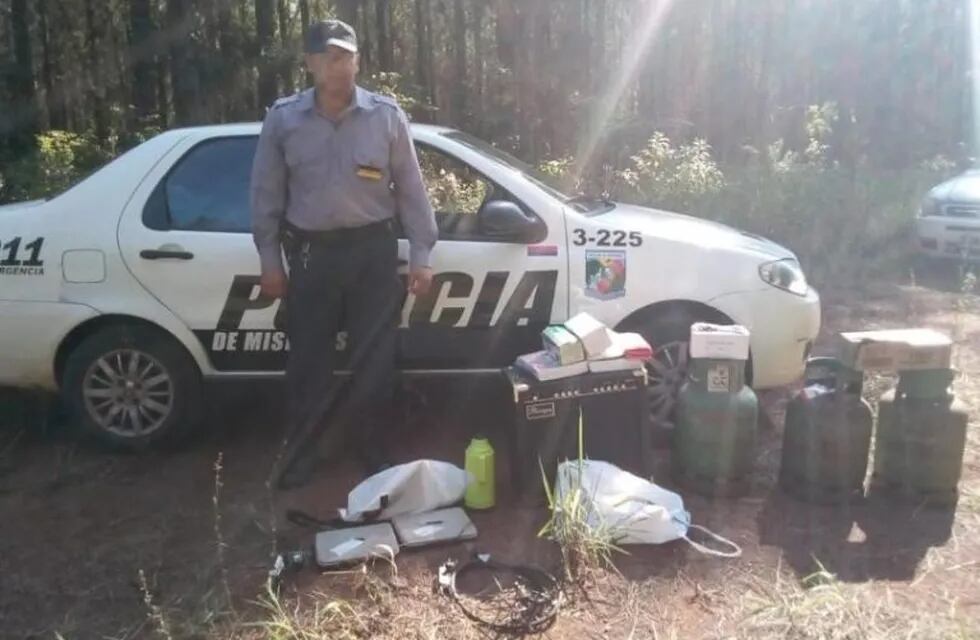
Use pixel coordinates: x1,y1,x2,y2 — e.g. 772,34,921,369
280,220,403,471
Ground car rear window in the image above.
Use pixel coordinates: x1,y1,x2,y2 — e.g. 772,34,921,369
146,136,258,233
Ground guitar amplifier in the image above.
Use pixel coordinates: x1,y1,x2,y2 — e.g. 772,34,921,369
503,366,652,503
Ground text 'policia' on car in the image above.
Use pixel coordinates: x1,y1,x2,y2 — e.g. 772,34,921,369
0,124,820,448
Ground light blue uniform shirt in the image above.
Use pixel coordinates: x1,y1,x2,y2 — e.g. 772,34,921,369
250,85,437,273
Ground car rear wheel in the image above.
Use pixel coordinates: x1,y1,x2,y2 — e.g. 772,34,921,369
62,325,202,449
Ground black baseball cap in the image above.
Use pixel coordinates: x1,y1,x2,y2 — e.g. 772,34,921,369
305,19,358,54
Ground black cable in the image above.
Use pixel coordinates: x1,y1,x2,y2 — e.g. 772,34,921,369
437,555,561,637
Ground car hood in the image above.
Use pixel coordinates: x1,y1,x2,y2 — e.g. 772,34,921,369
930,169,980,202
0,199,46,213
598,203,797,260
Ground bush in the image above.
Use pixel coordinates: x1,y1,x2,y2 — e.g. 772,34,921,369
363,71,434,120
684,103,954,286
614,132,726,211
0,130,112,203
563,104,961,289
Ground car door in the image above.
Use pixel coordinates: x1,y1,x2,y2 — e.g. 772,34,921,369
117,133,286,374
399,143,567,370
117,130,567,374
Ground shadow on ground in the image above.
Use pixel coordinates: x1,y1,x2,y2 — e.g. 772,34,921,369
757,489,955,583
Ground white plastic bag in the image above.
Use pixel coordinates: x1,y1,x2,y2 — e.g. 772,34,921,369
554,460,741,557
340,460,470,523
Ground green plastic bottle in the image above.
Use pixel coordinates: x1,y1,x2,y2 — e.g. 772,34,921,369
464,437,495,509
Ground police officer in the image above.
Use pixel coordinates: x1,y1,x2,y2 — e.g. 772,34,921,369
250,19,438,490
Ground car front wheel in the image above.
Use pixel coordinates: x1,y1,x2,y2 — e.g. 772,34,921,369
62,325,202,449
621,305,752,437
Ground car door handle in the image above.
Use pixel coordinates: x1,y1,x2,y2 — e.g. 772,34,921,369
140,248,194,260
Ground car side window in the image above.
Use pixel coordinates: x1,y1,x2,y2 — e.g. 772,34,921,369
415,143,545,242
416,144,490,217
150,136,258,233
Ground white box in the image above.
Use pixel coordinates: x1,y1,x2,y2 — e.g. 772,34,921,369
689,323,751,361
838,328,952,371
563,312,614,359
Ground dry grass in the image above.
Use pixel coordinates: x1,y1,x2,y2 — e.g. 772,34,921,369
246,584,369,640
138,568,177,640
38,279,980,640
711,563,979,640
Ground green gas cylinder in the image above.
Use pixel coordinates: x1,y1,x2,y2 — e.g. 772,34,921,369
464,437,496,509
872,369,968,506
674,357,758,497
779,358,873,503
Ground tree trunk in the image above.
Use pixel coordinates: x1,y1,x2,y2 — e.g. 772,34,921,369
4,0,38,157
512,1,535,157
594,0,605,96
157,56,170,129
299,0,310,32
129,0,157,130
255,0,278,110
495,0,517,68
472,1,486,129
357,2,372,71
215,0,239,120
335,0,358,27
452,0,467,121
299,0,312,87
422,0,435,107
167,0,198,125
415,0,427,88
376,0,393,71
279,0,295,93
199,0,220,122
755,0,774,153
85,0,110,143
38,0,67,131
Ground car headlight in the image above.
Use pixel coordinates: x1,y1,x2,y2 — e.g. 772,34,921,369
759,259,809,296
919,195,941,217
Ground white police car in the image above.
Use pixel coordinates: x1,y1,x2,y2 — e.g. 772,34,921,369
0,123,820,447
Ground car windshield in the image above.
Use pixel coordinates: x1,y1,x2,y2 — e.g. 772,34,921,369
441,131,585,205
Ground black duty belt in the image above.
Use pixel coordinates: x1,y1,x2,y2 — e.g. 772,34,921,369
282,218,394,246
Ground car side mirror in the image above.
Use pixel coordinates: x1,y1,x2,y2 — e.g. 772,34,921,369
477,200,545,243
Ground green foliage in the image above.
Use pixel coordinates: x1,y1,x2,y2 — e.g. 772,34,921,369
362,72,434,120
571,105,958,289
537,156,575,186
613,132,726,211
803,102,839,166
689,103,950,286
35,131,111,195
538,411,622,581
0,130,111,202
417,146,488,214
0,128,164,203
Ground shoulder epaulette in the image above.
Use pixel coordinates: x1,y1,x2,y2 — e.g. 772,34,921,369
370,93,400,109
271,93,301,110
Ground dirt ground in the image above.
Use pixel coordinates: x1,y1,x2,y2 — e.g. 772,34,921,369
1,271,979,640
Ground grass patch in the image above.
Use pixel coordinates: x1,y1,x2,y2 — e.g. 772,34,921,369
248,583,368,640
538,411,623,582
719,564,979,640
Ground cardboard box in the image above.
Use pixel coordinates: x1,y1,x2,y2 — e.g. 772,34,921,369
542,325,586,365
838,328,953,371
689,323,751,361
563,312,614,359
